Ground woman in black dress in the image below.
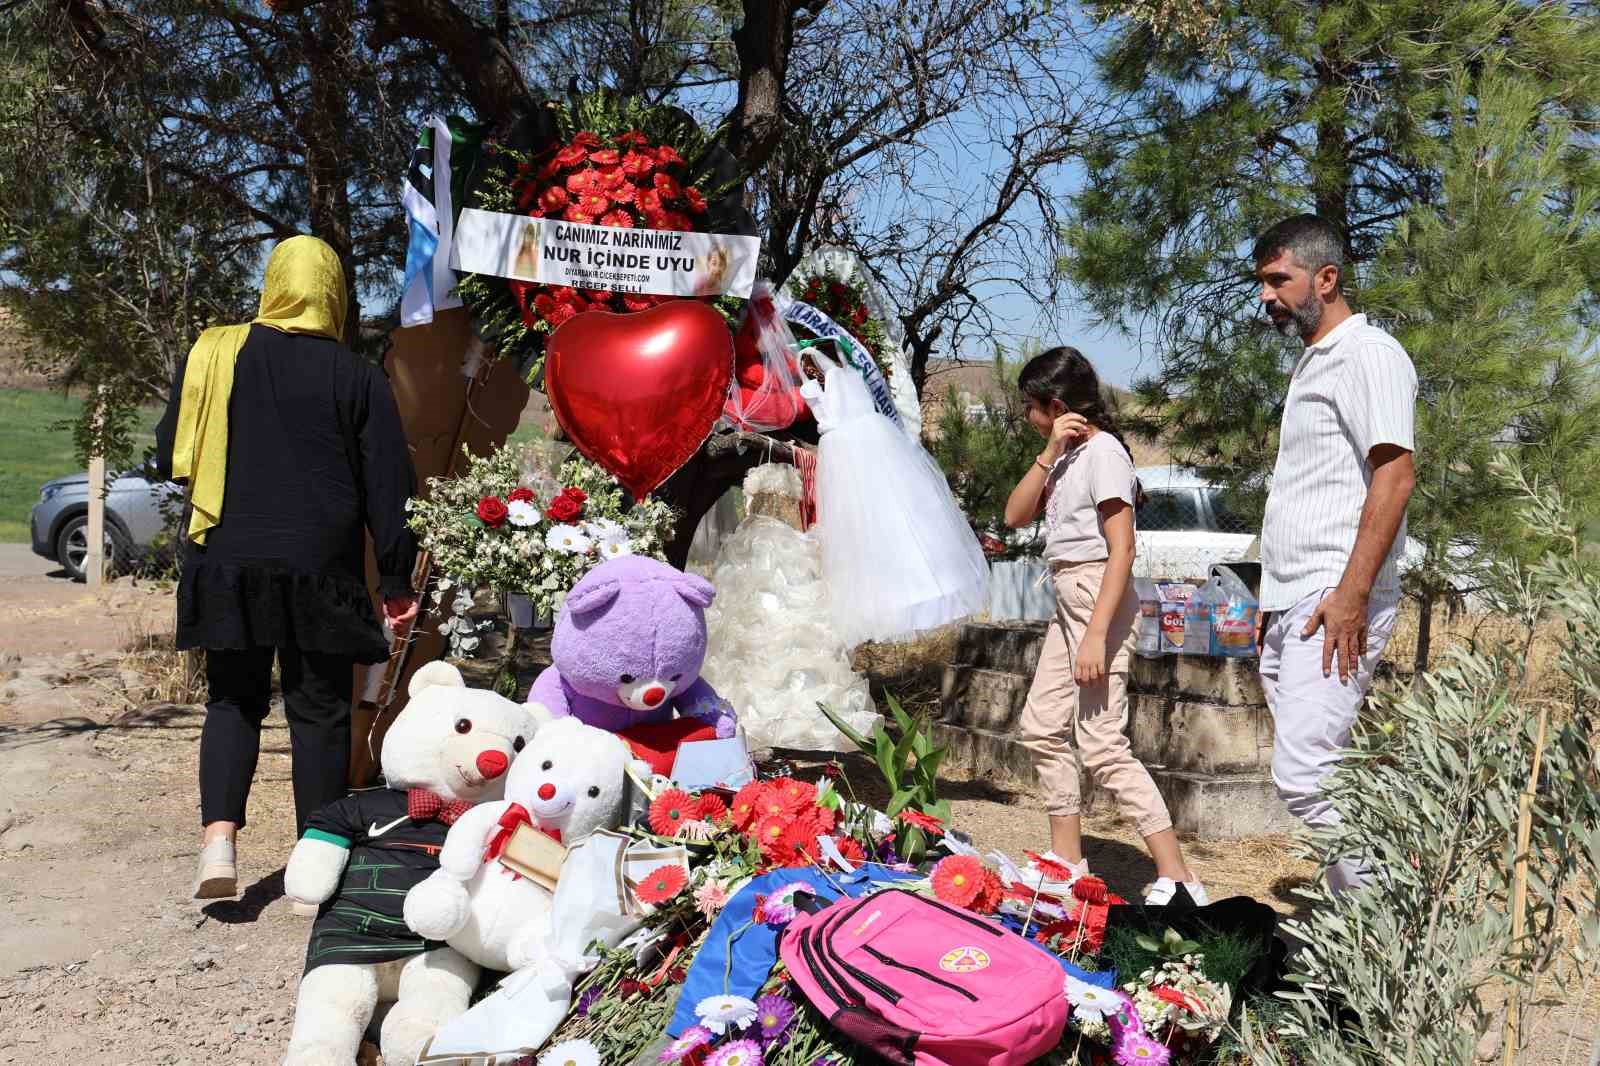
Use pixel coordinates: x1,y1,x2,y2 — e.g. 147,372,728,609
155,236,418,900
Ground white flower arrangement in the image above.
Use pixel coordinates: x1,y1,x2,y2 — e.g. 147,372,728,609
406,442,678,628
1122,956,1231,1044
742,462,802,499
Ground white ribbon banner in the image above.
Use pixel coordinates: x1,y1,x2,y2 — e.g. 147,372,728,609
774,291,900,426
450,207,760,299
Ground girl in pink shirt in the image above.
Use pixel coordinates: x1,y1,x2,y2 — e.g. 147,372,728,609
1002,347,1205,906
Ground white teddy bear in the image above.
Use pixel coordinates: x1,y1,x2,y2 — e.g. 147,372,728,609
403,715,650,974
280,661,547,1066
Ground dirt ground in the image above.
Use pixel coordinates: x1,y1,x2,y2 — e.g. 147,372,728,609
1,571,1595,1064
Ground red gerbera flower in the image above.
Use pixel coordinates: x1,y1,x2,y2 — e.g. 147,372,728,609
562,206,596,226
536,157,562,181
655,144,684,167
1070,875,1108,904
565,168,598,194
637,863,687,905
695,793,729,824
607,182,637,206
751,785,793,821
664,210,695,231
577,193,611,218
811,803,839,833
553,143,588,169
970,870,1005,915
753,813,790,860
931,856,985,908
588,148,621,165
599,209,635,229
1024,850,1076,884
898,809,945,834
649,789,696,836
730,782,767,829
773,777,816,809
772,820,822,867
595,165,628,191
539,186,570,214
684,187,707,214
653,172,683,199
622,150,657,178
623,292,656,313
831,835,866,864
635,188,664,215
571,130,603,148
544,302,578,328
533,293,559,320
643,208,673,230
617,129,650,147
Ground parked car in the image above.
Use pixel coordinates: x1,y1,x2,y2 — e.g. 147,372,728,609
1130,465,1259,580
30,470,182,581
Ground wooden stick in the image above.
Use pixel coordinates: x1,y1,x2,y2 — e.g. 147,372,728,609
1501,703,1551,1066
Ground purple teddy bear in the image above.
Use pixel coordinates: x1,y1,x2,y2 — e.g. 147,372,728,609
525,556,737,736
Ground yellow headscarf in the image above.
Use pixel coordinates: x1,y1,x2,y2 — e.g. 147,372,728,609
171,235,348,544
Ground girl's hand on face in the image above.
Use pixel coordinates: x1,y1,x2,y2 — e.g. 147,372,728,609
1045,413,1089,458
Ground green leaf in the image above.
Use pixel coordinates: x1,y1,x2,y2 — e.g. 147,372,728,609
886,787,917,818
817,701,871,753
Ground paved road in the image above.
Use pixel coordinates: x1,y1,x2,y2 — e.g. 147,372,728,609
0,541,58,580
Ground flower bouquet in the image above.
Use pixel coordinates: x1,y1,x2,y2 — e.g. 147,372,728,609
405,440,676,651
456,93,753,380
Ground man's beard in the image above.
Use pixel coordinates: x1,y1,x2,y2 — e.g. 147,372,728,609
1270,296,1323,340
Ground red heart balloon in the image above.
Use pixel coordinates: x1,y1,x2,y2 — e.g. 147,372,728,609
544,301,734,499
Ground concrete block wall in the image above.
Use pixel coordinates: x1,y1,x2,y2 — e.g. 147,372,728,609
938,621,1296,839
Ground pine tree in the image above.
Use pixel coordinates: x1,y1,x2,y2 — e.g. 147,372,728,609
1361,66,1600,671
1066,2,1600,670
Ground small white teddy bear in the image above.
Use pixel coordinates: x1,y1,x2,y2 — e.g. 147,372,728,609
280,661,547,1066
403,715,650,974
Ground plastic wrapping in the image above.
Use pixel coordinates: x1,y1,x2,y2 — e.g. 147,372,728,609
723,280,809,433
697,483,879,751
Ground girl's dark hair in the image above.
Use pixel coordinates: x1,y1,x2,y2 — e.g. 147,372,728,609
1018,346,1146,507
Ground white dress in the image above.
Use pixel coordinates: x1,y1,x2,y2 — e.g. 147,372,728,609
698,466,880,751
800,359,990,647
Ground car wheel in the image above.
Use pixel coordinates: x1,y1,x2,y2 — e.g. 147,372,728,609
54,515,119,583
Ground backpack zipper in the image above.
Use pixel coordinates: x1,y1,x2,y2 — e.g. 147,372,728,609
861,945,978,1002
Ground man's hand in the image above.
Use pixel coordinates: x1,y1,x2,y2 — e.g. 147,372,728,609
1301,585,1369,682
383,594,419,625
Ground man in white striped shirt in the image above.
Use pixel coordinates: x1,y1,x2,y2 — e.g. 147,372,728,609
1253,215,1417,895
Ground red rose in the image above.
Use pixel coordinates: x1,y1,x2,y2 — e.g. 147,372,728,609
588,148,621,166
683,187,707,214
476,496,509,527
553,144,588,169
561,487,588,505
600,209,635,229
654,145,684,167
508,487,536,504
571,130,602,148
546,495,582,522
653,172,683,199
622,150,656,178
829,282,848,299
852,304,869,325
539,186,570,213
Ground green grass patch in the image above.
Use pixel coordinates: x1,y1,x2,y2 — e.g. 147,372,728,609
0,388,159,543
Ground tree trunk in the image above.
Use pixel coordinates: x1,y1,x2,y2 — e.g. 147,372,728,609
1412,586,1436,682
304,0,360,343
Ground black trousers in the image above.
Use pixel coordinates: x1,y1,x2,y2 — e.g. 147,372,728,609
201,646,353,836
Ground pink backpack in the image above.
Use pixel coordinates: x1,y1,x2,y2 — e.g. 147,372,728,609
777,888,1068,1066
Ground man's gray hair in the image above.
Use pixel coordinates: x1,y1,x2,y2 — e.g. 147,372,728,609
1253,214,1346,282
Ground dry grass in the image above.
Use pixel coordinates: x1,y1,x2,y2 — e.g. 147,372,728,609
850,623,961,714
1382,603,1572,703
118,613,207,706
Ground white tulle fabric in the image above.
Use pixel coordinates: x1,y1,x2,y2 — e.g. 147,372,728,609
698,503,879,752
799,360,990,647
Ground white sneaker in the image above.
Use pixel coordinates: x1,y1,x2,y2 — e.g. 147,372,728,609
1143,876,1209,907
192,838,237,900
1015,851,1088,896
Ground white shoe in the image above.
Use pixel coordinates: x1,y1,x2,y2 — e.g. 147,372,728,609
192,838,237,900
1015,851,1088,896
1143,876,1209,907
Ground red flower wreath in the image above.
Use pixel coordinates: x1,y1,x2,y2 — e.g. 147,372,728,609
508,128,712,332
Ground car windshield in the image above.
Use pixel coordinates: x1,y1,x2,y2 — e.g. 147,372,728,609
1138,489,1204,531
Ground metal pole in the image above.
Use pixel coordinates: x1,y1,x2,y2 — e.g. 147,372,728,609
85,389,106,586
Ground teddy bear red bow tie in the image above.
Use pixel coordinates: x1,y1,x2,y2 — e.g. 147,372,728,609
407,788,474,825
